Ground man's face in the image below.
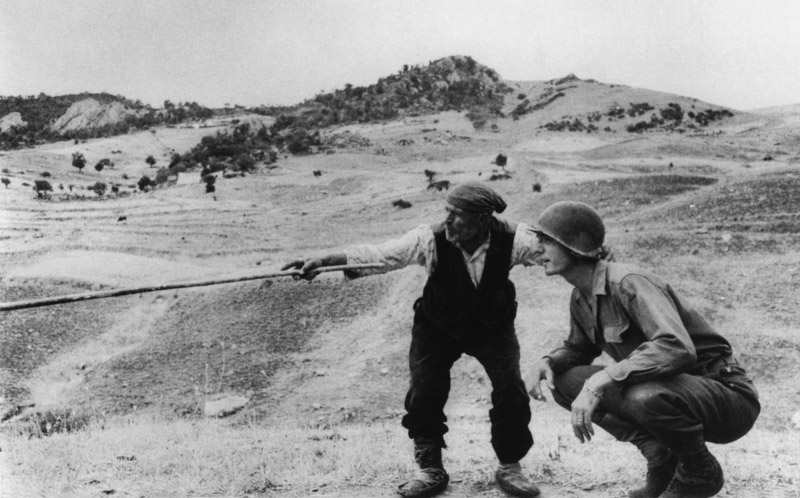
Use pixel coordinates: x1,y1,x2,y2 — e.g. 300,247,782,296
444,203,484,246
536,233,574,276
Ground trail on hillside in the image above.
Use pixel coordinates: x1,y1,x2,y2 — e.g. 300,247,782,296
21,295,173,415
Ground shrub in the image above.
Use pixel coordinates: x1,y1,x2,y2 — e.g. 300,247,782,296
19,408,92,438
95,158,112,172
392,199,412,209
91,182,107,196
660,103,684,122
465,105,494,129
627,102,654,117
511,100,531,120
154,168,171,185
231,153,256,173
33,180,52,198
489,171,511,181
137,175,155,191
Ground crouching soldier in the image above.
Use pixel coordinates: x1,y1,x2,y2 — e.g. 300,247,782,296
527,201,760,498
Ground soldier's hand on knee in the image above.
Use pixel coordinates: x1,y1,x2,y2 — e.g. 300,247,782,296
570,383,602,443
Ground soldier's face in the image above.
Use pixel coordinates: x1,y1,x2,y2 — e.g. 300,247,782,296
444,203,483,246
536,233,574,276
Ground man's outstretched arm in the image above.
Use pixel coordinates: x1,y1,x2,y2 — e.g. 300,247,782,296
281,253,347,280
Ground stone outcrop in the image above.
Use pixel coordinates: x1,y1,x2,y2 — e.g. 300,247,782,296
50,98,139,133
0,112,27,132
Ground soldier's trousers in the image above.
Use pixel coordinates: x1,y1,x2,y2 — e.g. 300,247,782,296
551,359,760,454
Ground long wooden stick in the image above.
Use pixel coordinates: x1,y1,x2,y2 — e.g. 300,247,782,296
0,263,384,312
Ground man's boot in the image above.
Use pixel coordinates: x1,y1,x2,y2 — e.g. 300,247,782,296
396,437,449,498
628,442,678,498
658,445,724,498
495,462,540,497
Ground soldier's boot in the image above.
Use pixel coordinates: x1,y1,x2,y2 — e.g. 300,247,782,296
495,462,540,497
628,442,678,498
396,437,449,498
657,445,724,498
592,412,678,498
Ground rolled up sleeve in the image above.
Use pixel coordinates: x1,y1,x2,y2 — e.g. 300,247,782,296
343,224,436,277
511,223,543,267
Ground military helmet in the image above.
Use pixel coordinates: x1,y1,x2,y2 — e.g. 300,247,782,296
533,201,605,258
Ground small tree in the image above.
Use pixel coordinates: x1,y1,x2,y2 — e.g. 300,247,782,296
2,178,9,188
33,180,53,199
203,174,216,193
424,169,437,185
72,152,86,173
145,155,157,167
91,182,107,197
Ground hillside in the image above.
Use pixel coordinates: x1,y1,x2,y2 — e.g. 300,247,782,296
0,93,216,149
1,60,800,497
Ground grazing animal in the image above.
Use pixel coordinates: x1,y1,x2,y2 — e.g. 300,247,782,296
427,180,451,191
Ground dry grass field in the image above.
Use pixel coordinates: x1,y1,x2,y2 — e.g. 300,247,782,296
1,95,800,497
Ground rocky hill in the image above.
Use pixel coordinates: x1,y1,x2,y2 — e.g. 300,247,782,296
49,98,142,133
1,55,745,154
502,74,739,135
166,57,747,181
0,93,214,149
268,57,742,135
283,55,509,127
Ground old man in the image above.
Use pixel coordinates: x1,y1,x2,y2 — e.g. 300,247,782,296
283,181,543,497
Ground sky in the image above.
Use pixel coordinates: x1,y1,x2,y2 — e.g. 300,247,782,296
2,0,799,111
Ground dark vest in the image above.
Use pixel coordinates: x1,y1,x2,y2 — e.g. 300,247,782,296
419,218,517,328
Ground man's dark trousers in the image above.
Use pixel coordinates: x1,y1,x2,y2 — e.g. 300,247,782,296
401,306,533,464
550,364,760,453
